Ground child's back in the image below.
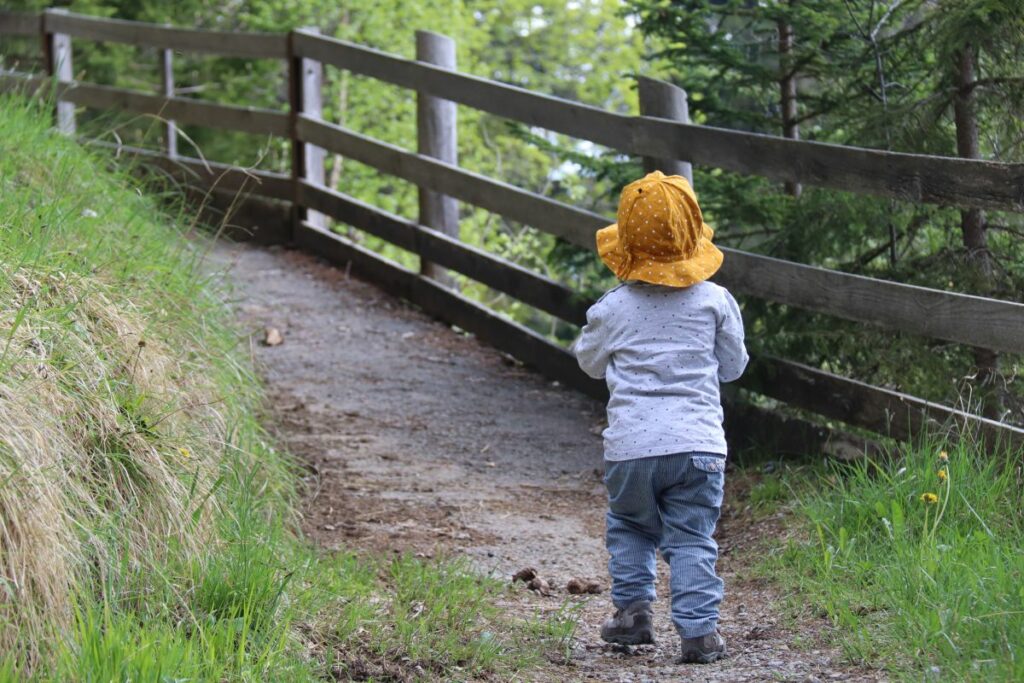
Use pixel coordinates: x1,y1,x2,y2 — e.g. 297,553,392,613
575,280,747,461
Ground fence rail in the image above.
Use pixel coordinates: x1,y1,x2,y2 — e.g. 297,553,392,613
1,73,290,136
90,141,294,200
296,115,602,248
0,11,38,36
3,9,1022,451
297,181,594,326
291,30,1024,213
42,10,288,59
69,81,290,136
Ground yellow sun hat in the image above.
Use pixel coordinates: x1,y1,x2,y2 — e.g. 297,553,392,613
596,171,723,288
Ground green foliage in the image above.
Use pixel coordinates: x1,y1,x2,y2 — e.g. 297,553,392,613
621,0,1024,418
0,95,571,680
765,440,1024,679
749,474,787,512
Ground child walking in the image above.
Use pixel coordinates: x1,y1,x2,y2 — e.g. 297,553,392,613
574,171,748,664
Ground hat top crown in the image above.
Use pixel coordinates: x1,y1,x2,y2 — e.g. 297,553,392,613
617,172,702,260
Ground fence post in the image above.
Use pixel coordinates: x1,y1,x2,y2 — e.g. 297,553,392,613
43,9,75,135
300,27,327,229
415,30,459,284
287,27,328,237
637,77,691,185
159,48,177,157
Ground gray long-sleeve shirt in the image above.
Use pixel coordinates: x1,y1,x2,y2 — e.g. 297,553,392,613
574,281,748,460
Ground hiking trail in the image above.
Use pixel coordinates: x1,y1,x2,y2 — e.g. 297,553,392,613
215,241,885,683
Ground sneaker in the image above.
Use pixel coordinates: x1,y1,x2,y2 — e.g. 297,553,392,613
599,600,655,645
677,630,726,664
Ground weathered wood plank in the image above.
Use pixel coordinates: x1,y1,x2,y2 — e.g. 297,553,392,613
188,188,291,245
638,77,691,183
294,222,607,397
0,75,292,197
633,116,1024,214
45,9,76,135
743,356,1024,451
0,11,39,36
298,182,416,250
415,29,460,282
87,141,293,200
413,273,605,396
159,48,177,157
60,82,289,137
297,182,591,325
723,396,840,457
153,156,292,200
714,250,1024,355
296,115,604,248
299,27,325,229
42,10,287,59
296,115,1024,354
292,30,630,152
296,221,416,298
286,30,305,241
0,71,45,95
292,30,1024,213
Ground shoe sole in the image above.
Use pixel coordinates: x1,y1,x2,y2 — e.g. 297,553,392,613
601,631,656,646
678,648,726,664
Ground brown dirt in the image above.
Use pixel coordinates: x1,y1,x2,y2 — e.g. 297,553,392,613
213,241,887,682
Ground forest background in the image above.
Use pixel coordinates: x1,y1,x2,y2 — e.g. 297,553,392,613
2,0,1021,426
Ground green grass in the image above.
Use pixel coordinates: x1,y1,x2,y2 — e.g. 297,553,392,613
748,473,789,513
763,438,1024,681
0,94,569,681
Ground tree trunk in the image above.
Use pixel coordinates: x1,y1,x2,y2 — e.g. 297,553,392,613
953,42,1000,416
778,15,801,197
954,44,989,273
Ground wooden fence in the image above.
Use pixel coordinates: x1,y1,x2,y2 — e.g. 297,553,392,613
2,9,1023,453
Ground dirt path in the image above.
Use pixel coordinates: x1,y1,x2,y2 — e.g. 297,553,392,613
214,241,885,683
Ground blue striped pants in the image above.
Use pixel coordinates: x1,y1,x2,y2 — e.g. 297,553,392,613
604,452,726,639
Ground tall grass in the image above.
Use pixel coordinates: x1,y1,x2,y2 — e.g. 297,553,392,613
766,438,1024,681
0,94,567,680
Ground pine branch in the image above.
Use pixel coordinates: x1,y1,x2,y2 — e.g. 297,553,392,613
963,76,1024,94
988,224,1024,239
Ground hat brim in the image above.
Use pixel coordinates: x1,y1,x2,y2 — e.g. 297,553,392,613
596,222,723,288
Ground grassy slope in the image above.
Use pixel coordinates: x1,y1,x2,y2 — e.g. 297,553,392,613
0,96,569,681
761,439,1024,681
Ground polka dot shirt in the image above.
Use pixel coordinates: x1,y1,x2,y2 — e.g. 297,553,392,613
573,281,748,461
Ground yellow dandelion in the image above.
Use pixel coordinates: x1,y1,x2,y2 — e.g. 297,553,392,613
920,492,939,504
938,451,949,462
937,468,948,482
178,447,191,458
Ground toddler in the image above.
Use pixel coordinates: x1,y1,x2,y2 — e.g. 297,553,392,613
574,171,748,664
